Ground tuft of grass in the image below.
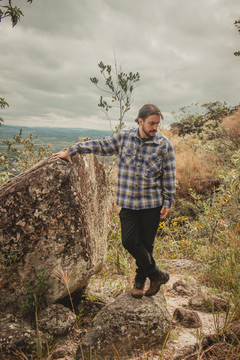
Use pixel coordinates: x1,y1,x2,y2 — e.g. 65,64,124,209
51,266,75,316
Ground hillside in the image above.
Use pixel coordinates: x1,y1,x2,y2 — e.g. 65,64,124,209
0,125,112,152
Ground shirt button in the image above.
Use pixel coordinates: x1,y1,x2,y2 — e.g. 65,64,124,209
135,184,138,187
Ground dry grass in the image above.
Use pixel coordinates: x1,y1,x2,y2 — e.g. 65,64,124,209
160,128,220,200
161,109,240,201
222,108,240,147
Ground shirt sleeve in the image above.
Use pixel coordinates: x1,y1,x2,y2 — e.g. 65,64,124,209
161,142,176,208
67,132,121,157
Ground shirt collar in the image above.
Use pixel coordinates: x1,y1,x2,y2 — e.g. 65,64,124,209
131,127,162,144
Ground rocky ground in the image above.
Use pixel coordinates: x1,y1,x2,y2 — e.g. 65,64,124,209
1,259,236,360
82,258,231,360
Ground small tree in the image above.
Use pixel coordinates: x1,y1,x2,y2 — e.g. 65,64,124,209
0,97,9,126
0,0,32,27
90,58,140,131
234,18,240,56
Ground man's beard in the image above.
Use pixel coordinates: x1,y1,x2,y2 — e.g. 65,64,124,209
142,124,157,139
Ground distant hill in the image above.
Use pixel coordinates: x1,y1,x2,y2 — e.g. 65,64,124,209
0,125,113,152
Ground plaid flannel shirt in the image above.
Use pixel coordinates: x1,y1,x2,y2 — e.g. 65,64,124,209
68,128,176,210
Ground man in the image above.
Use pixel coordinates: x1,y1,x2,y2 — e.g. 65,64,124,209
53,104,176,298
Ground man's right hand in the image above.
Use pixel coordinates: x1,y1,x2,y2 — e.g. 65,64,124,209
53,150,73,164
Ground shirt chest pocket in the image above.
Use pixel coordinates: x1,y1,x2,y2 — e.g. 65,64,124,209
144,152,162,177
119,147,136,165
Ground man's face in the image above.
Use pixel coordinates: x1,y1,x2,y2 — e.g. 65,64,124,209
138,114,160,139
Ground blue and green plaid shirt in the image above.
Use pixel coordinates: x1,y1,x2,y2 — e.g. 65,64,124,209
68,128,176,210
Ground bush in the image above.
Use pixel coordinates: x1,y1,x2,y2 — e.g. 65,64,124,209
0,128,54,183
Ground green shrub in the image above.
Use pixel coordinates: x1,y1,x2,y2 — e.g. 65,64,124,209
21,266,49,318
0,128,54,183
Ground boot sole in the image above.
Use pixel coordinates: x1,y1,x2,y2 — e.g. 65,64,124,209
130,291,144,298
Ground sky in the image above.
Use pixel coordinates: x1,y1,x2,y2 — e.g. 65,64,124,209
0,0,240,130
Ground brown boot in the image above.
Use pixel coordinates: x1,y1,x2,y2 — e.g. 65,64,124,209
145,271,169,297
130,282,145,298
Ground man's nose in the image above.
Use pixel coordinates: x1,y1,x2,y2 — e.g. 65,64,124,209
153,124,158,131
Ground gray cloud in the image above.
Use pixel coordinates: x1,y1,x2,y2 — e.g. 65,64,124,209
0,0,240,130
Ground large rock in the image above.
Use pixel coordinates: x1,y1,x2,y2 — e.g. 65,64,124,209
0,142,113,311
79,290,172,357
0,312,40,353
38,304,76,336
173,307,202,328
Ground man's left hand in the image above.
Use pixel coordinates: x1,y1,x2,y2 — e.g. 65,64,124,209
160,206,170,219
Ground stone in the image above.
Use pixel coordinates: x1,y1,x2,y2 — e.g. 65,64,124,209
0,140,113,312
173,345,197,360
38,304,76,336
172,280,199,297
78,289,171,357
0,312,39,352
201,334,224,349
173,307,202,328
188,295,230,313
50,345,74,359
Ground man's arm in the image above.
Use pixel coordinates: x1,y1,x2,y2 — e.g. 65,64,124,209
53,132,122,162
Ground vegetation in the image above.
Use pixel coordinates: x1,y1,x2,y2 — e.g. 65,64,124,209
170,101,239,138
234,17,240,56
159,104,240,300
21,266,49,319
90,56,140,132
0,0,33,27
0,128,54,183
0,97,9,126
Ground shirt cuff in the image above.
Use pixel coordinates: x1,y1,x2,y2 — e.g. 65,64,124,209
67,146,77,157
163,199,171,209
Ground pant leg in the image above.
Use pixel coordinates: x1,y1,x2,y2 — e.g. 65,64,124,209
119,207,161,283
137,206,162,281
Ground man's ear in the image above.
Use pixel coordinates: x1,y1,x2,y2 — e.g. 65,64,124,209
138,117,144,126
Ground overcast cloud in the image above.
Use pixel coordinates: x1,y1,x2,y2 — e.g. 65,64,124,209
0,0,240,130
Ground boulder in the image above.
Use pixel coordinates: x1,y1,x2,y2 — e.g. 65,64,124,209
38,304,76,336
0,142,113,312
173,345,197,360
173,307,202,328
0,312,40,353
188,295,230,313
172,280,199,297
79,289,172,357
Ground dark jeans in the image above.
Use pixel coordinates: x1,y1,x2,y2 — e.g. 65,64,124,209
119,206,161,284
